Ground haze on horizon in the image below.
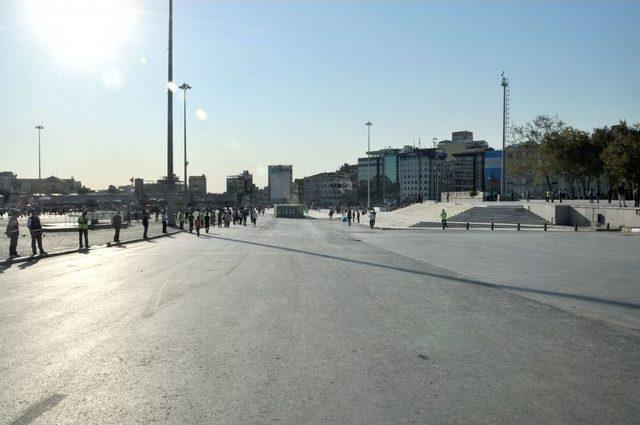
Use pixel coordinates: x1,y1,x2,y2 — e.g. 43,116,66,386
1,0,638,192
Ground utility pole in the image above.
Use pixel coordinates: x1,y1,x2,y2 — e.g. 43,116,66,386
501,72,510,199
166,0,176,224
365,121,372,209
179,83,191,208
35,125,44,194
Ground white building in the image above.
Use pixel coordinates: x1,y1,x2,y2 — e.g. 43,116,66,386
268,165,293,204
398,146,446,202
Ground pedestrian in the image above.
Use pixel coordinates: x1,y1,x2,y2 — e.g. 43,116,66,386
218,209,223,227
329,209,334,220
5,210,20,257
356,210,360,223
441,208,448,229
27,209,47,255
242,209,248,226
204,209,211,233
112,210,122,243
27,209,47,256
142,209,149,239
178,210,185,230
607,187,613,204
251,208,258,226
155,210,159,222
161,209,167,233
618,183,628,207
589,188,594,204
195,214,202,237
347,209,352,226
78,209,90,249
634,184,640,208
188,210,194,233
369,209,376,229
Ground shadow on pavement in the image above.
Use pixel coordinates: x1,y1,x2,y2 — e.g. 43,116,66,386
18,257,41,269
205,234,640,311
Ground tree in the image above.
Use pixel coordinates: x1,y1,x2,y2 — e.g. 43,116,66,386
600,121,640,187
509,115,566,190
77,186,92,194
107,185,118,194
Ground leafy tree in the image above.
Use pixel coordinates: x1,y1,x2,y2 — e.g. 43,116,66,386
509,115,566,190
77,186,92,194
600,121,640,187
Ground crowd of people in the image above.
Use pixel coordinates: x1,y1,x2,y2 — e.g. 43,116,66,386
2,204,266,258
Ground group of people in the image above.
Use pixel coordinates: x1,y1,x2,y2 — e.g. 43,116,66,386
328,208,378,229
175,207,261,237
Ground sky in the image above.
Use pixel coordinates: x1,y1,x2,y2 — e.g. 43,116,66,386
0,0,639,192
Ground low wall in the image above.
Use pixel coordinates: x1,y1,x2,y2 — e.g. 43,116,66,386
528,204,640,228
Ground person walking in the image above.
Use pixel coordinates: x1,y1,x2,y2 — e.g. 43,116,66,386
78,209,90,249
112,210,122,243
161,209,167,234
356,210,360,223
142,209,149,239
251,208,258,226
618,183,628,207
27,209,47,255
5,210,20,257
188,210,194,233
218,209,223,228
204,209,211,233
441,208,448,230
347,209,352,226
368,209,376,229
634,184,640,208
195,214,202,237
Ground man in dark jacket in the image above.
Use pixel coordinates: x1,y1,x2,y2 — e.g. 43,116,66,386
112,210,122,243
142,209,150,239
5,211,19,257
27,209,47,256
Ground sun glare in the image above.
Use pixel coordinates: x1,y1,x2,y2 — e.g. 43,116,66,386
25,0,137,68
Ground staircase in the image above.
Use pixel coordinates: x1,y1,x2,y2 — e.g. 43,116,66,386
371,203,472,229
446,206,548,225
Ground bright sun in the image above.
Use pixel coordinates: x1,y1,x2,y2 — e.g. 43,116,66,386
24,0,137,68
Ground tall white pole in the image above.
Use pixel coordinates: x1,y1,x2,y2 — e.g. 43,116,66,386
366,121,372,209
501,72,509,198
35,125,44,194
166,0,176,224
179,83,191,208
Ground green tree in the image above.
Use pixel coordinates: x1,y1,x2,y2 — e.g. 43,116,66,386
600,121,640,187
509,115,566,190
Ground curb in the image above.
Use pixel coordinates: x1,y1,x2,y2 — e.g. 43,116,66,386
0,230,181,267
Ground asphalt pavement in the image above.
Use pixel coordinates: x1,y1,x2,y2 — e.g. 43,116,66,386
1,217,639,424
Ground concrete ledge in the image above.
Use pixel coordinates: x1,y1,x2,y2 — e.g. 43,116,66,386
0,230,181,267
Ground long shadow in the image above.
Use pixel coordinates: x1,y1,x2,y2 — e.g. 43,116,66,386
0,260,14,274
18,257,41,269
205,234,640,311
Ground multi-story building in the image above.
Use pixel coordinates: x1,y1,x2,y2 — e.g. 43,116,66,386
438,131,493,194
268,165,293,204
4,174,83,195
189,175,207,195
0,171,17,194
398,146,446,202
225,170,255,204
297,168,357,207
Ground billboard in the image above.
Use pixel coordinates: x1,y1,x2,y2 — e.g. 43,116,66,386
484,150,502,195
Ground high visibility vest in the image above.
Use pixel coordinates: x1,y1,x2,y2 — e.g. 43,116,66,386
78,216,89,229
441,212,447,220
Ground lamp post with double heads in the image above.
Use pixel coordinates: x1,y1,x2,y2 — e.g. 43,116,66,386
365,121,372,209
35,125,44,194
179,83,191,208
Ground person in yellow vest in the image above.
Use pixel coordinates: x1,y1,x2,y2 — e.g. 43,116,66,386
78,209,90,249
441,209,448,230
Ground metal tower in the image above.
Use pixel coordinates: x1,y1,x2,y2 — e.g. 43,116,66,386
501,72,510,198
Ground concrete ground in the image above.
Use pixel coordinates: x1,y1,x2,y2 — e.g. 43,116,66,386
1,217,639,424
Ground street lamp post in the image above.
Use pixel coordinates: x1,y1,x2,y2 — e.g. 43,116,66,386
365,121,372,209
179,83,191,208
35,125,44,194
166,0,176,225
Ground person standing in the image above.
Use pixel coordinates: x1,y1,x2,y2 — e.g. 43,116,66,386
368,209,376,229
161,209,167,234
618,183,628,207
251,208,258,226
441,208,448,230
634,184,640,208
142,209,150,239
218,209,223,228
27,210,47,255
195,214,202,237
188,210,194,233
112,210,122,243
5,211,19,257
204,209,211,233
347,209,352,226
356,210,360,223
178,210,185,230
78,209,90,249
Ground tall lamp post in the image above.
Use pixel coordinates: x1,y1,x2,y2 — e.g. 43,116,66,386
501,72,509,199
166,0,176,225
179,83,191,208
35,125,44,194
365,121,373,209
